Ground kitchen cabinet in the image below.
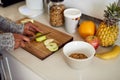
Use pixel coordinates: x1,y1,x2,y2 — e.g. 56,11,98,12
1,50,46,80
64,0,119,19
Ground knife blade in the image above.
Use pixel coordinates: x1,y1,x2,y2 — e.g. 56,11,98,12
29,32,50,41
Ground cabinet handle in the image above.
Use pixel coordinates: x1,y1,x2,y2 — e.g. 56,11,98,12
5,57,13,80
0,59,7,80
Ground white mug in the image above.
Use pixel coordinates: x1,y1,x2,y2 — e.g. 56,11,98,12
26,0,43,10
64,8,82,33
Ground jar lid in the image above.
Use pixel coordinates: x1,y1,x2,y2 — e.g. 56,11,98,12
51,0,64,2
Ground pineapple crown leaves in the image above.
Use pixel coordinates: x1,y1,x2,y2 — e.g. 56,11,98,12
104,2,120,26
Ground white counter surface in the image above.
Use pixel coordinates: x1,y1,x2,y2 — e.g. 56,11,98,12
0,2,120,80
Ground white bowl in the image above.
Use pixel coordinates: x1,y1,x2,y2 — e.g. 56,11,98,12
63,41,96,69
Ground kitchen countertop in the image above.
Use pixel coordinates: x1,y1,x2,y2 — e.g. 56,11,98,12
0,1,120,80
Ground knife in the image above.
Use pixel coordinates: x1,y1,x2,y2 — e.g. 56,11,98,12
29,32,50,41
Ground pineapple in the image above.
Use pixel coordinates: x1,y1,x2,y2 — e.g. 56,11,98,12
96,2,120,47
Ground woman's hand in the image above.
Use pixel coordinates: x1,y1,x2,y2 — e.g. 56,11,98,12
23,22,41,36
13,33,30,49
13,22,41,49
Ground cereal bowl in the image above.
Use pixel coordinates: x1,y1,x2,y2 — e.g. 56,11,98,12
63,41,96,69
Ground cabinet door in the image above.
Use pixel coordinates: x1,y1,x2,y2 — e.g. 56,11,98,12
2,53,13,80
1,50,47,80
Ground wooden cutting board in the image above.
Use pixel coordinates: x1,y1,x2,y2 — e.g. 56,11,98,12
17,18,73,60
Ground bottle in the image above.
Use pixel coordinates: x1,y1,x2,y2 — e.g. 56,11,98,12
43,0,50,13
49,0,65,27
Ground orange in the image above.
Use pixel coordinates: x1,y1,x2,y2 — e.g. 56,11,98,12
78,20,96,39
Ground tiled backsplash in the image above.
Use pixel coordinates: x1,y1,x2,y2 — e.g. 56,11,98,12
64,0,119,20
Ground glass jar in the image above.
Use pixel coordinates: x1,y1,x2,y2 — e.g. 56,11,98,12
49,0,65,27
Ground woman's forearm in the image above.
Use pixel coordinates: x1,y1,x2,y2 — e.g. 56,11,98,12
0,33,14,51
0,15,24,34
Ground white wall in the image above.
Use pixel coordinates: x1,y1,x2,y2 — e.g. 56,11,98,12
64,0,119,19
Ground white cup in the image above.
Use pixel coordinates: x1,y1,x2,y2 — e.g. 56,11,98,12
64,8,82,33
63,41,95,69
26,0,43,10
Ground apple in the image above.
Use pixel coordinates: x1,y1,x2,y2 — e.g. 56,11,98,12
85,36,100,49
46,42,58,52
44,39,59,52
35,35,47,42
35,32,47,42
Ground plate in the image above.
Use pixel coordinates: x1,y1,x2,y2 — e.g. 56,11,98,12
18,5,43,18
